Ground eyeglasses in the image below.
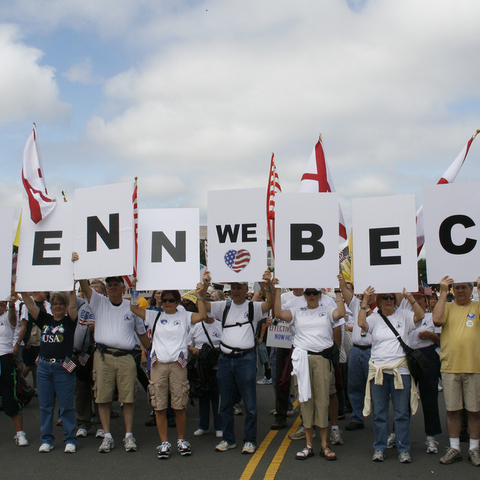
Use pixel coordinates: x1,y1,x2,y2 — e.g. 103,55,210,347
162,298,176,303
304,290,320,296
381,295,395,301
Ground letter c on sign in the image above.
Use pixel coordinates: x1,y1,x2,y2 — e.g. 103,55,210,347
439,215,477,255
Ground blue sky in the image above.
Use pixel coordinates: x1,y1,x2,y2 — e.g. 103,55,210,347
1,0,479,231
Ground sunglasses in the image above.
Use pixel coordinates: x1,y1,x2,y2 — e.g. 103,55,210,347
381,295,395,301
304,290,320,296
162,298,176,303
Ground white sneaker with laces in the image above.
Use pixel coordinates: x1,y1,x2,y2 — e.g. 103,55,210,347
64,443,76,453
177,439,192,456
14,431,29,447
215,440,236,452
426,437,439,454
194,428,209,436
387,432,396,449
98,436,114,453
124,436,137,452
76,428,88,438
257,377,272,385
242,442,256,454
95,428,105,438
330,429,343,445
398,451,412,463
39,443,54,453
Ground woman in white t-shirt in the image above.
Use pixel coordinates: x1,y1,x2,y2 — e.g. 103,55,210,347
130,277,209,460
273,276,345,461
358,287,424,464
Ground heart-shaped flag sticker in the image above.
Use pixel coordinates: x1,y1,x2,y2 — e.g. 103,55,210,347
224,249,251,272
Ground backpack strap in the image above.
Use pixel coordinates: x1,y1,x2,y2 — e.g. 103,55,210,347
221,299,255,335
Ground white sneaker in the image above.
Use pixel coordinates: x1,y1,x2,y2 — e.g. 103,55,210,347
216,430,223,438
194,428,209,436
242,442,256,454
76,428,88,438
257,377,272,385
98,436,114,453
426,437,439,454
39,443,54,453
330,429,343,445
233,405,243,416
215,440,236,452
387,432,396,449
124,436,137,452
95,428,105,438
14,431,29,447
64,443,76,453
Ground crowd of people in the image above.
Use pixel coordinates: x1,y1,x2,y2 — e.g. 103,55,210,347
0,263,479,468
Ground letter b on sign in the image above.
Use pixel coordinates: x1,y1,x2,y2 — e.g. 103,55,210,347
290,224,325,260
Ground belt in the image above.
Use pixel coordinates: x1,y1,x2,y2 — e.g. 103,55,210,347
222,347,255,359
353,344,372,350
39,356,64,363
103,349,129,357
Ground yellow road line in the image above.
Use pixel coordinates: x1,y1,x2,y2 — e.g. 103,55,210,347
264,412,301,480
239,430,278,480
239,401,300,480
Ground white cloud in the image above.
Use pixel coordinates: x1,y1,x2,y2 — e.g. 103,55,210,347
63,57,103,85
0,24,69,124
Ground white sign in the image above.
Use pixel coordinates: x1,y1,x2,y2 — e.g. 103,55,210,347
266,321,293,348
74,182,133,280
275,193,339,288
207,189,267,283
16,202,74,292
423,182,480,283
0,209,14,300
352,195,418,293
137,208,199,290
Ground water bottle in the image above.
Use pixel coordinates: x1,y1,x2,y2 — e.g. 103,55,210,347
131,290,139,306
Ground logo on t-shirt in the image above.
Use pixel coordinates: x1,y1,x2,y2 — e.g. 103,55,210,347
174,320,180,326
318,312,326,317
467,313,476,320
161,319,167,325
42,324,65,343
299,307,307,316
124,312,134,322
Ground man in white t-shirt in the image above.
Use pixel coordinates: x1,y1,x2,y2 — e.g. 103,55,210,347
206,271,273,455
79,275,150,454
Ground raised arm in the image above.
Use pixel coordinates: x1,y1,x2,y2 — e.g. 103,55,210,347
433,275,452,327
402,288,424,324
272,278,293,323
260,270,274,313
338,270,353,306
358,286,374,332
20,292,40,321
130,302,146,320
67,290,78,321
332,275,346,321
191,274,210,324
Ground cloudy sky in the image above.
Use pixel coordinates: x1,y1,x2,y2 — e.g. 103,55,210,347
1,0,479,231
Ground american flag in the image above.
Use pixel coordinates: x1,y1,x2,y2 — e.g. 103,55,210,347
62,357,76,373
224,249,251,272
416,130,479,255
123,180,138,288
299,136,347,242
78,351,90,366
150,350,158,366
266,153,282,257
422,281,433,296
177,351,187,369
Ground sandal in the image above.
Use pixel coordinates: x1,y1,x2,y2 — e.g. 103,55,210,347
296,445,314,460
320,444,336,461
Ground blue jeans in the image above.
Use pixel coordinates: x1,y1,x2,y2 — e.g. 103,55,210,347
371,373,411,453
37,359,76,446
198,368,222,431
347,346,371,424
217,351,257,445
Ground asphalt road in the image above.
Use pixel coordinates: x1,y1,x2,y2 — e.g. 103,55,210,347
1,375,478,480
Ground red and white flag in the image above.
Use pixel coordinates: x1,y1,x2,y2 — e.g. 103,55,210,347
21,125,56,224
299,138,347,242
266,153,282,257
416,130,479,255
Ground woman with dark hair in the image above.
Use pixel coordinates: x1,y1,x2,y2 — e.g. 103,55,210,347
273,276,346,461
131,278,210,459
20,290,78,453
359,287,424,464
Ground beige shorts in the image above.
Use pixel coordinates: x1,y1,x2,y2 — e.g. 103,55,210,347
149,361,189,411
93,350,137,404
443,372,480,412
295,355,334,429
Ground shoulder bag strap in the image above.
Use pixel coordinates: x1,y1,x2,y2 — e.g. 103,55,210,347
378,309,413,354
